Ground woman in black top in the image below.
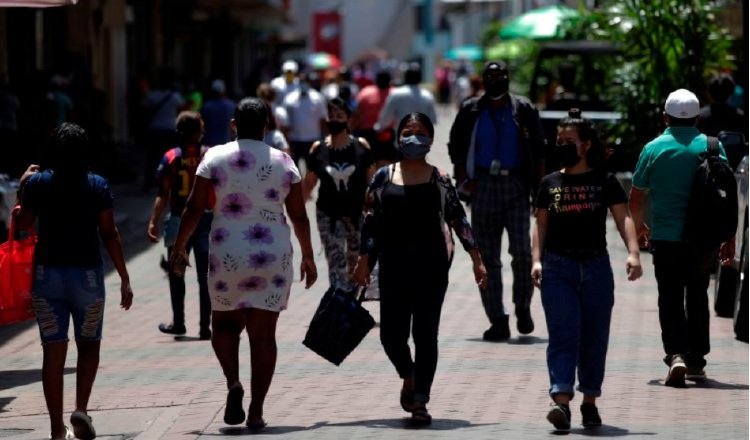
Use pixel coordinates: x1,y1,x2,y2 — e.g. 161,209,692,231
302,97,375,291
531,109,642,431
353,112,487,425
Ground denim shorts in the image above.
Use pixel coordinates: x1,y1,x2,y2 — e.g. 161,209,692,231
31,264,106,345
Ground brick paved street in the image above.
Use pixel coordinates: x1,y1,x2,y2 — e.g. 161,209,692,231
1,105,747,439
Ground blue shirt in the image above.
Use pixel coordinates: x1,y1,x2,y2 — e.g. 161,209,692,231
201,98,236,146
474,105,521,169
632,126,727,242
22,171,114,267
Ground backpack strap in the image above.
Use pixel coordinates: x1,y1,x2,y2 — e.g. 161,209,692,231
706,136,720,157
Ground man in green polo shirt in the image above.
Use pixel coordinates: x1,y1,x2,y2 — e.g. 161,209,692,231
629,88,734,388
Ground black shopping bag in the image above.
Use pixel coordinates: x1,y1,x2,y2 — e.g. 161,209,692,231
303,286,375,366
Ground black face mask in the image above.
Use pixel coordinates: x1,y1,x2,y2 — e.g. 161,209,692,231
485,78,509,99
327,121,348,135
556,143,582,167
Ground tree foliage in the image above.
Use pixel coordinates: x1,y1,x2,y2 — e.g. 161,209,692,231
561,0,735,154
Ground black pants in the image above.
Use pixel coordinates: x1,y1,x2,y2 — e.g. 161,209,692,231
378,257,449,403
651,240,718,368
166,216,211,332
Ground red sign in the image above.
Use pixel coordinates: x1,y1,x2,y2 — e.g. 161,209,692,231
312,10,341,58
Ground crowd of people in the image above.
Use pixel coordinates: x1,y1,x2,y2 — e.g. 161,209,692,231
7,55,745,438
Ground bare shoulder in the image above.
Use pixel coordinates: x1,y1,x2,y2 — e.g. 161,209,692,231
357,137,371,150
310,140,321,154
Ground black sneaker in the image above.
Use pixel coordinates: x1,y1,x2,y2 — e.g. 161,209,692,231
482,318,510,341
158,323,187,335
516,307,535,335
547,403,571,431
686,367,706,381
580,403,602,427
199,329,212,340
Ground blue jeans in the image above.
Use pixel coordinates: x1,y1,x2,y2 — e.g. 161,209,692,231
31,264,106,344
541,251,615,398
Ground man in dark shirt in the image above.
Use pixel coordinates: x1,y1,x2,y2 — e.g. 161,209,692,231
448,61,546,341
147,111,213,339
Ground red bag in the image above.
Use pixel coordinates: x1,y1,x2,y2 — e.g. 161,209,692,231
0,206,36,325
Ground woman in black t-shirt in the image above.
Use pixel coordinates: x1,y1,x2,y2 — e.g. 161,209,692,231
302,97,375,291
531,109,642,431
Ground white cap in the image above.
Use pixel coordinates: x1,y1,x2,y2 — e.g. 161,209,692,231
282,60,299,73
211,79,226,94
665,88,700,119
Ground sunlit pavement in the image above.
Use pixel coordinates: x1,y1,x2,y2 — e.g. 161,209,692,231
1,104,747,439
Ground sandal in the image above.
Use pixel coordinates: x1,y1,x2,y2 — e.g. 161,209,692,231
223,385,246,425
70,411,96,440
246,417,267,431
400,387,415,412
411,404,432,426
50,425,74,440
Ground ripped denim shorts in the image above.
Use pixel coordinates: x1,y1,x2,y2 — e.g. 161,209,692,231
31,265,106,345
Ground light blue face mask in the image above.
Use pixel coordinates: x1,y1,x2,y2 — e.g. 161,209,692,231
398,135,431,160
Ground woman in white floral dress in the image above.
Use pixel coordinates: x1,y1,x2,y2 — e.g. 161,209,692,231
171,98,317,430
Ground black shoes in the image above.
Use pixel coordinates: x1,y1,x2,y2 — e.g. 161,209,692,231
516,307,535,335
158,323,187,335
199,329,212,340
580,403,602,427
483,317,511,341
223,386,246,425
547,403,571,431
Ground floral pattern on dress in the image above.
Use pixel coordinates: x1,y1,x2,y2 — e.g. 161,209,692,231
208,254,220,275
212,227,230,245
221,193,252,218
247,251,277,269
195,140,301,313
229,150,257,173
243,224,274,245
264,188,280,202
238,276,268,291
211,166,228,188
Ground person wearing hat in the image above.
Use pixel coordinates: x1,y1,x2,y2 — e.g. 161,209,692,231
629,88,734,387
201,79,236,147
447,60,546,341
270,60,300,106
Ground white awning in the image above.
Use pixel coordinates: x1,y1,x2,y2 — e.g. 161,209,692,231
0,0,78,7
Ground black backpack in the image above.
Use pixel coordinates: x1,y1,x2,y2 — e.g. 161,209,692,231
682,136,738,247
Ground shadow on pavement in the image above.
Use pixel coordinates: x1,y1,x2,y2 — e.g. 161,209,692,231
0,396,15,412
573,424,657,436
0,319,35,349
465,336,549,345
647,378,748,390
323,417,492,431
193,422,328,436
0,367,76,391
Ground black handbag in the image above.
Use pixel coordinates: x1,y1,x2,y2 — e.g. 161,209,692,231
303,286,375,366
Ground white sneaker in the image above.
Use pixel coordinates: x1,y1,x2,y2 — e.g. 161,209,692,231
49,425,74,440
70,411,96,440
665,355,687,387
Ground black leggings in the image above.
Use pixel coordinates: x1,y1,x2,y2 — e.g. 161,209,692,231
378,258,448,403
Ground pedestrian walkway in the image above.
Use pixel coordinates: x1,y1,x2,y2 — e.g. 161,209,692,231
0,105,747,439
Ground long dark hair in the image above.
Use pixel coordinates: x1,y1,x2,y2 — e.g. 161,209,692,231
557,108,605,167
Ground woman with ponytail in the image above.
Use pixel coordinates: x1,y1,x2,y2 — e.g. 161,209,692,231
531,109,642,431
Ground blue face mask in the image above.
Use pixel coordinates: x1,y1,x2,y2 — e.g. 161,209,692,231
399,135,431,160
